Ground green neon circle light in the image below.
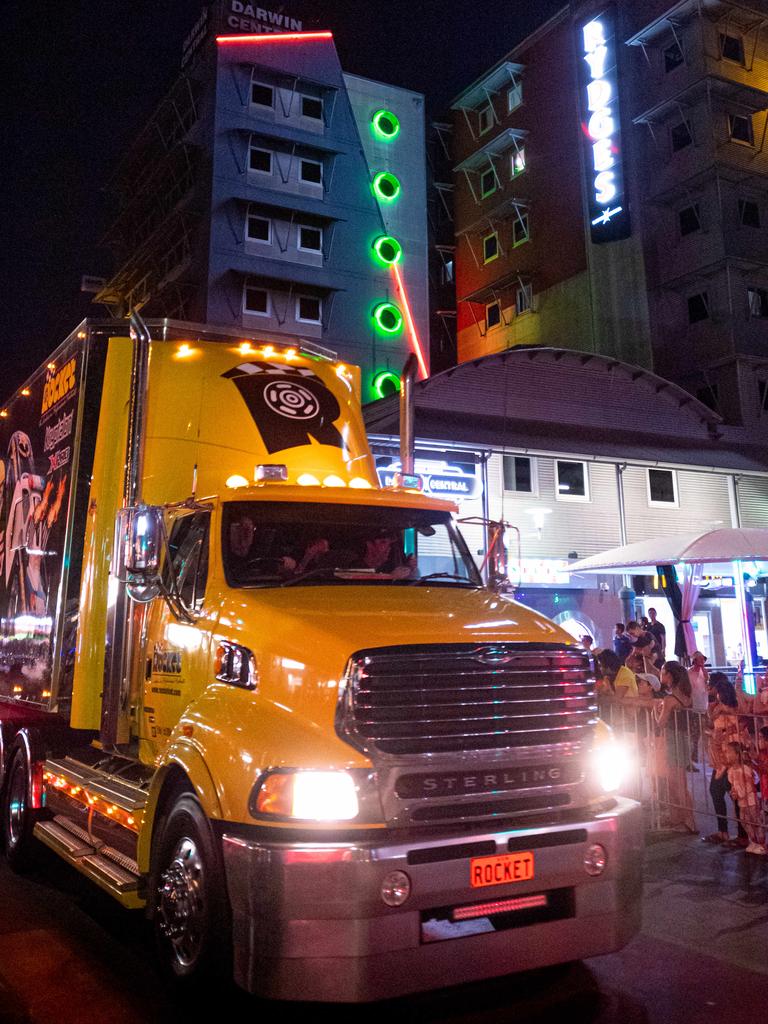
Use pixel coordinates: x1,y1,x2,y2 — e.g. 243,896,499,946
372,172,401,202
372,109,400,140
372,370,401,398
373,302,403,335
372,235,402,266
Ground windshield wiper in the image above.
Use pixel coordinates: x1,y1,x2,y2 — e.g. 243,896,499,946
409,572,479,587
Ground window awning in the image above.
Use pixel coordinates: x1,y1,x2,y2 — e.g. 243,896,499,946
451,62,524,111
454,128,527,173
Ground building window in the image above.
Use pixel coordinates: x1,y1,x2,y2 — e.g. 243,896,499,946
502,455,535,493
678,203,701,237
441,258,454,285
296,294,322,324
246,212,271,243
739,199,760,228
298,224,322,252
480,167,496,198
482,232,499,263
511,147,526,177
729,113,754,146
507,81,523,112
513,210,529,247
486,301,501,330
301,95,323,120
556,460,589,502
758,379,768,414
300,158,323,185
748,287,768,318
720,32,745,65
516,283,533,315
251,82,274,109
478,104,494,135
243,284,270,316
688,292,710,323
664,40,684,73
671,120,693,152
647,468,678,507
249,146,272,174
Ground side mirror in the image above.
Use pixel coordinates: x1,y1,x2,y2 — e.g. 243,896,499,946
115,506,164,601
487,521,513,594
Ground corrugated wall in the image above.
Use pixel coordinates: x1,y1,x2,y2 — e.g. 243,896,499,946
738,477,768,528
623,467,733,541
487,454,622,560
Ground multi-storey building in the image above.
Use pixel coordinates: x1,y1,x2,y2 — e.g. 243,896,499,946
451,0,768,434
96,1,429,401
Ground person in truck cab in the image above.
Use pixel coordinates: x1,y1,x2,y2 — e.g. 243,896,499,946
356,529,416,579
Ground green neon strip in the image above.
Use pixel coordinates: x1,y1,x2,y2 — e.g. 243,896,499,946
372,370,401,398
372,171,401,202
372,109,400,140
372,235,402,266
373,302,403,335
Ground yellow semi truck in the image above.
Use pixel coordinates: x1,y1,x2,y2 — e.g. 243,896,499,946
0,318,641,1002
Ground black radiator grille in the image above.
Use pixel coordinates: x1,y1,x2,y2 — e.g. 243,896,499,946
340,644,597,757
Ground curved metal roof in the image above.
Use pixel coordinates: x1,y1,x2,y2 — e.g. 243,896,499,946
363,346,768,475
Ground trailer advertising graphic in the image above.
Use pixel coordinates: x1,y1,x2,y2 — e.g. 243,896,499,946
0,341,82,703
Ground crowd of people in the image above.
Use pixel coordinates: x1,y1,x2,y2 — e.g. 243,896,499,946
586,611,768,856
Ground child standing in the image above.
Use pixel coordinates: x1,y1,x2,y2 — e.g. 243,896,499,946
725,741,766,854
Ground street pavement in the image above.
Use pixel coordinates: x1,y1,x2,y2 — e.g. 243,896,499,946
0,830,766,1023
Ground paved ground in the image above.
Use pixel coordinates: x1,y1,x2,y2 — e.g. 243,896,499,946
0,830,766,1023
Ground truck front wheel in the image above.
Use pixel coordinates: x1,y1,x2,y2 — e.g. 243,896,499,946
1,743,37,870
152,793,231,985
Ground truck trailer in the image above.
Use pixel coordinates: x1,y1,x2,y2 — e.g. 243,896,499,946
0,318,642,1002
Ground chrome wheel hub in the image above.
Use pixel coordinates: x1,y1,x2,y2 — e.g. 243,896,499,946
157,837,206,967
6,763,26,849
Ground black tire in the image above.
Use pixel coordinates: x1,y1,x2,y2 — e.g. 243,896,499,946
151,793,231,985
1,743,38,871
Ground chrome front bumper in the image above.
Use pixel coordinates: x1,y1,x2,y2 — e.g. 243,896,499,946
222,797,643,1003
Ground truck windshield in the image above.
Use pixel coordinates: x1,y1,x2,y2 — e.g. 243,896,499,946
222,501,483,589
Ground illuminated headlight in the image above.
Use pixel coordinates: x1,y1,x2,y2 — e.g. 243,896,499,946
592,739,632,793
251,770,360,821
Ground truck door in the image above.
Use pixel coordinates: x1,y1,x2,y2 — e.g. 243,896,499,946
140,506,214,761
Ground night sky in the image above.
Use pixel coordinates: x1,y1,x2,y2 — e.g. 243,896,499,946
3,0,563,386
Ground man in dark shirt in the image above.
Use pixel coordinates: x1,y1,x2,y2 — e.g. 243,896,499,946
613,623,633,662
647,607,666,660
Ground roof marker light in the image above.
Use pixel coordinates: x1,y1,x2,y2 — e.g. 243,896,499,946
239,341,256,355
216,31,333,44
323,475,347,487
349,477,373,489
176,343,195,359
226,475,250,489
297,473,320,487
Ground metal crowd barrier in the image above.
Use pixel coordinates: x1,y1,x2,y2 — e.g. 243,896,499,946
598,696,768,840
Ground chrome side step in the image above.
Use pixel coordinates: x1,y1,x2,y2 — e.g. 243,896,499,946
34,815,144,909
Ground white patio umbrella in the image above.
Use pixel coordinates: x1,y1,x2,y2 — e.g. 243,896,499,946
569,527,768,690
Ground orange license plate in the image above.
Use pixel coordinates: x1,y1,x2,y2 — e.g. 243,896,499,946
470,852,534,888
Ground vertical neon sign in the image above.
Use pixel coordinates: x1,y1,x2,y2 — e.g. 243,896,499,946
579,8,631,243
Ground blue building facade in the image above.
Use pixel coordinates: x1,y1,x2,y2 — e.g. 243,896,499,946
98,4,429,401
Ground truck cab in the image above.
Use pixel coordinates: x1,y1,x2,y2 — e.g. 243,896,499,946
0,321,642,1002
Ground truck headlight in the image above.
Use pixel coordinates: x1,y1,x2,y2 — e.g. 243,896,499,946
250,769,360,821
592,738,632,793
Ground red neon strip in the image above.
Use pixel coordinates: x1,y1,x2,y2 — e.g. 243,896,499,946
453,893,548,922
216,31,333,44
391,263,428,380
